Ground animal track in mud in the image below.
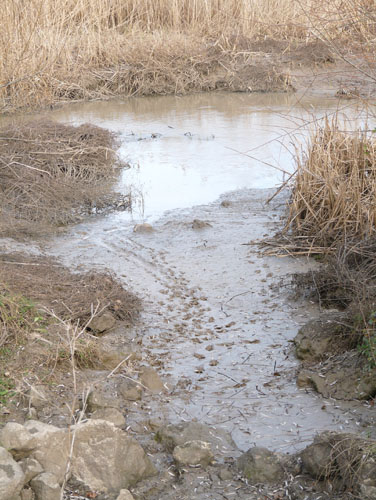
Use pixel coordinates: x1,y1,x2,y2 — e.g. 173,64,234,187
102,237,216,367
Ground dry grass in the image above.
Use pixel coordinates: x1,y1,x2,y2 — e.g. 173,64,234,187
1,0,375,111
0,253,141,327
0,253,141,389
0,120,128,236
282,119,376,253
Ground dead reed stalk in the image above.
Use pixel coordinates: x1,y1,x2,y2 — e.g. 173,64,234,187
1,0,374,111
284,119,376,253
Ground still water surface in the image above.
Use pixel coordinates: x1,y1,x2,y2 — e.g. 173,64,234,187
47,92,361,222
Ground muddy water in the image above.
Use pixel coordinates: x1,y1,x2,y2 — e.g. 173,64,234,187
35,94,374,452
46,92,365,221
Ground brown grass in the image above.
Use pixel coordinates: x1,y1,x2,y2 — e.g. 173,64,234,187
0,120,128,237
0,253,141,329
1,0,375,112
282,119,376,254
0,252,141,381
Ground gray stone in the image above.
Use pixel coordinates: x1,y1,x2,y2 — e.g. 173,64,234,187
117,378,143,401
87,383,120,411
0,423,37,457
156,422,236,457
173,440,214,467
30,472,60,500
140,367,165,394
71,419,156,492
24,421,69,484
116,490,135,500
0,447,25,499
20,489,34,500
133,223,153,233
89,311,116,333
91,408,126,427
20,457,43,483
237,447,285,484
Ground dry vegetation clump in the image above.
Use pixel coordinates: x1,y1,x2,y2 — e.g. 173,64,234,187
2,0,375,111
0,120,128,237
267,119,376,370
282,120,376,254
0,253,141,399
0,253,141,326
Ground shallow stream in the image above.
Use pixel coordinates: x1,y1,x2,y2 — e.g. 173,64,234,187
20,93,376,452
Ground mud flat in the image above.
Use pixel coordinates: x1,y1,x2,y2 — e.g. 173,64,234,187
1,93,375,499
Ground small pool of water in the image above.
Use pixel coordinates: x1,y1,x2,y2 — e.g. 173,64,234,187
45,92,362,221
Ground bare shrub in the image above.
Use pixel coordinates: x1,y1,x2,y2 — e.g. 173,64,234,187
0,120,127,236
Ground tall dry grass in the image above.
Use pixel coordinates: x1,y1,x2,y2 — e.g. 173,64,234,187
1,0,374,111
284,119,376,252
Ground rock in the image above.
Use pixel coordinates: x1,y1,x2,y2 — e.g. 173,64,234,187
116,490,135,500
297,351,376,400
117,378,143,401
156,422,237,457
30,472,60,500
237,447,285,484
0,422,37,458
28,386,48,410
0,447,25,499
71,420,156,492
20,489,34,500
87,382,120,411
91,408,126,427
294,314,352,361
218,467,233,480
173,440,214,467
89,311,116,334
220,200,232,208
139,367,165,394
133,223,153,233
24,421,69,484
192,219,212,229
20,457,44,483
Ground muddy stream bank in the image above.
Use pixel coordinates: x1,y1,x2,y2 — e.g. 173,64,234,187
1,92,375,498
39,94,375,445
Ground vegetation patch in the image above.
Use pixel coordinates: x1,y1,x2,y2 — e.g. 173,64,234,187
3,0,375,111
279,120,376,254
0,253,141,417
0,120,129,237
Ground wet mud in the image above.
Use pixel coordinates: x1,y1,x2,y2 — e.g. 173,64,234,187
36,187,374,455
1,92,375,499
